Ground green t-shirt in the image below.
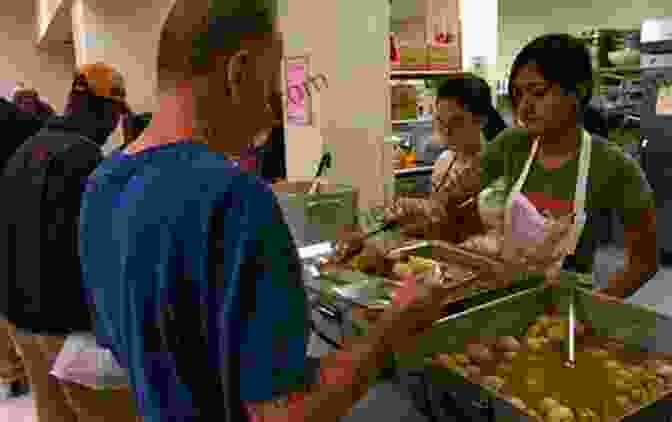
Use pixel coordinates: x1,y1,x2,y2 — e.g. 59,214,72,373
480,127,654,273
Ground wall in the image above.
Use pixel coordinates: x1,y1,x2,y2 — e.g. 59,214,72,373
38,0,66,41
0,0,75,111
497,0,672,82
282,0,392,208
461,0,497,81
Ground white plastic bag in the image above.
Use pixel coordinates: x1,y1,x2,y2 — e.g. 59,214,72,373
50,333,129,390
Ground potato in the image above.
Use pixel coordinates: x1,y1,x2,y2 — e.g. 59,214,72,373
655,364,672,381
539,397,560,415
575,408,599,422
603,360,622,371
503,351,519,361
528,409,541,420
536,315,554,328
528,323,545,337
527,337,545,352
644,359,666,371
392,262,413,278
546,405,574,422
496,336,522,352
574,408,592,422
465,365,481,379
454,353,470,366
466,344,494,364
496,363,514,376
629,366,645,377
646,380,663,398
436,354,457,368
630,388,645,402
611,378,633,393
615,395,632,410
508,397,526,411
547,324,566,342
482,375,506,392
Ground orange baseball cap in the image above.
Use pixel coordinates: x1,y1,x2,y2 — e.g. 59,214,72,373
71,62,128,110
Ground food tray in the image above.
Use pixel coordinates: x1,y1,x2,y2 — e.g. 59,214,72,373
315,239,548,313
407,285,672,422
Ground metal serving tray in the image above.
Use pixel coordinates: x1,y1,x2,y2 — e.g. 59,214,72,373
409,285,672,422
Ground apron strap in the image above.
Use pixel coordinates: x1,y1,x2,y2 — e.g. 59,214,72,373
502,129,593,263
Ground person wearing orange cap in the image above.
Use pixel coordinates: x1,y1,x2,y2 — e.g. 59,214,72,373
0,63,139,422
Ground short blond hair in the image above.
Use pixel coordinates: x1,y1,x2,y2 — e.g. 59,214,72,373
156,0,276,92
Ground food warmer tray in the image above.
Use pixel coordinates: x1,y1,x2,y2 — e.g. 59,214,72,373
405,285,672,422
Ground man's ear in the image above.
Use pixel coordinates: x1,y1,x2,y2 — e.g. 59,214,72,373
226,50,249,103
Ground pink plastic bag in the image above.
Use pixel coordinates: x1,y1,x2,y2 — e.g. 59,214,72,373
50,333,129,390
508,191,546,245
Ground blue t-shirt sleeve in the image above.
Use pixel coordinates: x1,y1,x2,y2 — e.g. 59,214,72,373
224,180,310,402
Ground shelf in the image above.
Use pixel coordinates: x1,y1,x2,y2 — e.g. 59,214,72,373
599,66,641,80
392,119,431,125
390,70,463,79
394,165,434,176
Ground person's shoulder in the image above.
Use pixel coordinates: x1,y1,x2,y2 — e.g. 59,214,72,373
187,149,275,202
590,134,640,170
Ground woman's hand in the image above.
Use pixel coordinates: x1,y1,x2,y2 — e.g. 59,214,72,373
332,231,367,264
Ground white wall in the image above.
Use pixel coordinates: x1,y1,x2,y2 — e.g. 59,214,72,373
460,0,498,81
497,0,672,82
282,0,392,208
1,0,75,111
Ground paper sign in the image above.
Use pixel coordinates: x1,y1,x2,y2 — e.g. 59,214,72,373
656,79,672,115
285,56,310,126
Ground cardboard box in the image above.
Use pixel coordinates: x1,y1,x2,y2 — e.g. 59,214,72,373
395,46,428,70
428,43,461,70
390,0,462,71
390,84,418,106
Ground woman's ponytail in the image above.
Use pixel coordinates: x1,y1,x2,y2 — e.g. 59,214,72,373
481,101,507,141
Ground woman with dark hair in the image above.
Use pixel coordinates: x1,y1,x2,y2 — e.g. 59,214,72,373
336,74,506,259
474,33,658,298
380,74,506,242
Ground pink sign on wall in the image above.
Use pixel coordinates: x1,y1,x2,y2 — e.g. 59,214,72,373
285,55,311,126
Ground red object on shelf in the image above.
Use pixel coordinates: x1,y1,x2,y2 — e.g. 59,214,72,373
389,34,400,62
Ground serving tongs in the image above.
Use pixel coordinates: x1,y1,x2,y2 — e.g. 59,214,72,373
332,220,401,264
308,153,332,195
564,288,577,368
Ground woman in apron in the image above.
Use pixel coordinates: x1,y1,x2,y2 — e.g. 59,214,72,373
384,74,506,242
470,33,658,298
334,74,507,262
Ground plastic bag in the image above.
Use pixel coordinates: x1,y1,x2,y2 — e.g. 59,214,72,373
507,191,546,245
50,333,129,390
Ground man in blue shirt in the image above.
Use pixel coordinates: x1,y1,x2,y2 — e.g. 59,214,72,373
79,1,454,421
